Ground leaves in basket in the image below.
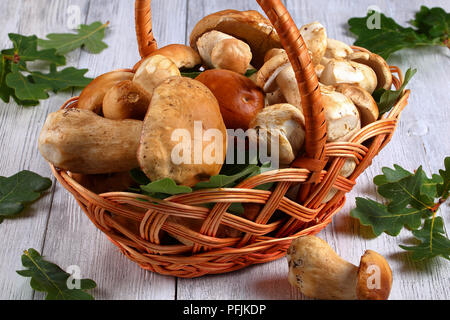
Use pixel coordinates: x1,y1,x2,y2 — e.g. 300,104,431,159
141,178,193,197
351,157,450,261
181,68,258,79
399,217,450,261
0,170,52,224
17,248,96,300
372,68,416,115
38,21,109,55
193,164,260,189
348,6,449,60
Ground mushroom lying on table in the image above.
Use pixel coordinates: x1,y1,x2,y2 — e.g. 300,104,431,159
288,235,393,300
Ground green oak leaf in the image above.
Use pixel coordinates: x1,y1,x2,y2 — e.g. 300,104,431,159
181,68,259,79
30,64,92,92
0,170,52,219
2,34,65,65
17,249,96,300
6,64,50,101
400,217,450,261
194,164,260,189
372,68,416,115
375,165,436,212
38,21,109,55
437,157,450,199
141,178,192,197
411,6,449,43
350,198,429,236
0,56,14,103
348,7,449,60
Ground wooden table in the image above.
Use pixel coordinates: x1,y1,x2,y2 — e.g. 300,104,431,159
0,0,449,300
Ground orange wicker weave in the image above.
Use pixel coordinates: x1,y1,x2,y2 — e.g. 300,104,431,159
49,0,410,278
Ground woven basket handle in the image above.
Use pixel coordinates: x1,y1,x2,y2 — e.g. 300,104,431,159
134,0,327,180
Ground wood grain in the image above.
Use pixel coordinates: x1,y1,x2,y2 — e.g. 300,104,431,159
0,0,448,300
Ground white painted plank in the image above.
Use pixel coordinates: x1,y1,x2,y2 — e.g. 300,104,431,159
36,0,187,300
0,0,91,300
0,0,448,300
178,0,450,300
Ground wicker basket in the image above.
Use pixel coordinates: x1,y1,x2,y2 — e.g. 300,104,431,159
50,0,410,278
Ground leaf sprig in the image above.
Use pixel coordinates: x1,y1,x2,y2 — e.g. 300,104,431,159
1,21,109,106
351,157,450,261
348,6,449,60
17,248,96,300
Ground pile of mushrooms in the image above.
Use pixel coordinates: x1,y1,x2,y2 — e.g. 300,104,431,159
37,11,394,280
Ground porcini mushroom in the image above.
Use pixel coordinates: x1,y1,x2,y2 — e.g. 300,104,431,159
195,69,264,130
148,44,202,70
102,80,151,120
255,51,289,93
137,77,227,187
38,109,142,174
133,54,181,99
321,38,354,65
287,235,393,300
299,22,328,66
320,59,378,94
196,30,252,74
348,51,392,90
249,104,305,165
78,70,134,114
189,9,282,69
335,83,379,126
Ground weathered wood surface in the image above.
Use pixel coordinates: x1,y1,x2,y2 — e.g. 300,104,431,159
0,0,448,300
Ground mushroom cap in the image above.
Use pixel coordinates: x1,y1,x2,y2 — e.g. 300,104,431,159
349,51,393,90
102,80,151,120
145,44,202,70
322,38,354,63
189,10,282,69
321,88,361,142
249,103,305,165
357,250,393,300
264,48,286,63
137,77,227,187
335,83,379,126
211,38,253,74
133,54,181,98
287,235,359,300
78,71,134,114
255,52,289,93
299,22,328,66
320,59,378,94
195,69,264,130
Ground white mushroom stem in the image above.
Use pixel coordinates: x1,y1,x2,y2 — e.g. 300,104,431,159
196,30,252,74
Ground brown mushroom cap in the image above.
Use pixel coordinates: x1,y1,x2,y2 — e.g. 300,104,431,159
189,9,282,69
357,250,393,300
137,77,227,187
349,51,393,90
102,80,151,120
133,54,181,99
195,69,264,130
335,84,379,126
78,71,134,114
149,44,202,69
